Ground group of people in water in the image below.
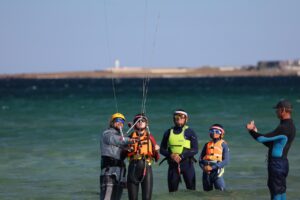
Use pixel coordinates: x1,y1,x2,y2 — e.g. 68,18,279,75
100,99,295,200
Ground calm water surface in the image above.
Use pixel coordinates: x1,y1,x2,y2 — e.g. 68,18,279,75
0,77,299,199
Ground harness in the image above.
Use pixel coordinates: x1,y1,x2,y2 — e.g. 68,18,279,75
127,131,154,161
101,156,125,169
127,131,154,183
100,156,126,186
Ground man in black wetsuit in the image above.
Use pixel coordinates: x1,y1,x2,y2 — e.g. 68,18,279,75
160,109,198,192
246,100,296,200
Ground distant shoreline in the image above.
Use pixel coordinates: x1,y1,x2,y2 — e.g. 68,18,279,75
0,67,299,79
0,68,299,79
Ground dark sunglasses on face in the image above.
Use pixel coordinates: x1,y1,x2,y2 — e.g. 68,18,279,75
209,129,222,134
174,114,186,120
137,119,147,123
114,118,125,124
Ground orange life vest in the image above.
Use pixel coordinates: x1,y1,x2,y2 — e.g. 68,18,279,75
203,139,226,162
127,131,154,160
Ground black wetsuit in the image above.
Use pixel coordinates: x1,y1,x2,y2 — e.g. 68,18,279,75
127,160,153,200
248,119,296,199
127,131,159,200
160,126,198,192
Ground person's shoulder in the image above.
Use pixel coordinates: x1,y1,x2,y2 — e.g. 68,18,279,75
185,126,197,135
127,132,134,138
164,128,172,134
184,127,198,141
220,139,227,143
164,130,171,139
149,134,156,140
278,120,295,132
103,128,116,135
280,119,294,127
221,139,229,147
185,125,195,131
200,141,209,150
103,128,111,134
286,119,296,128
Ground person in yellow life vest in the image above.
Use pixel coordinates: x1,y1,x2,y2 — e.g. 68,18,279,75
160,109,199,192
199,124,230,191
126,113,160,200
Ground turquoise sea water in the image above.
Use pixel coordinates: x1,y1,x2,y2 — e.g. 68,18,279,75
0,77,299,200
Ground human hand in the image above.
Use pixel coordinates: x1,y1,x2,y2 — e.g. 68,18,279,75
204,165,212,174
154,144,160,151
126,146,134,152
129,138,138,144
246,120,257,132
170,153,182,163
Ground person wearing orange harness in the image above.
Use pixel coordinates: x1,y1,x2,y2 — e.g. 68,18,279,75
126,113,160,200
199,124,230,191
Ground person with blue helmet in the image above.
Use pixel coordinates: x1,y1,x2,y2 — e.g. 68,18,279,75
160,109,198,192
246,100,296,200
199,124,230,191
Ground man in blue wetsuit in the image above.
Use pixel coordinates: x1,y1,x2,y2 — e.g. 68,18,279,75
160,109,198,192
246,100,296,200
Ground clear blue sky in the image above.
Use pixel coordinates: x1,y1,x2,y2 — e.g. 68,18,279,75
0,0,299,74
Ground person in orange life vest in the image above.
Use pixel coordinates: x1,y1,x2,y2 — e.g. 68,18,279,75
199,124,229,191
160,109,198,192
126,113,160,200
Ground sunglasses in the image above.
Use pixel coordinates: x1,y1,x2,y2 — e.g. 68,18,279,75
209,129,222,134
137,119,147,123
114,118,125,124
174,114,186,120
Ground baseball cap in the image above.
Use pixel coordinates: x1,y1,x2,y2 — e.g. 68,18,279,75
273,99,292,109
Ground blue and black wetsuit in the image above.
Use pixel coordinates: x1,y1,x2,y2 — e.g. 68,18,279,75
160,126,198,192
248,119,295,200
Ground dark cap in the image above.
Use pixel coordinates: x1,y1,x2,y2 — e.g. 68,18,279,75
273,100,292,109
133,113,148,123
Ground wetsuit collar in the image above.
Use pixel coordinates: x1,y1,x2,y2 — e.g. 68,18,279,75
281,118,292,123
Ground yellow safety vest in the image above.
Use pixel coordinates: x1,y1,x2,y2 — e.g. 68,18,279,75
168,125,191,154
